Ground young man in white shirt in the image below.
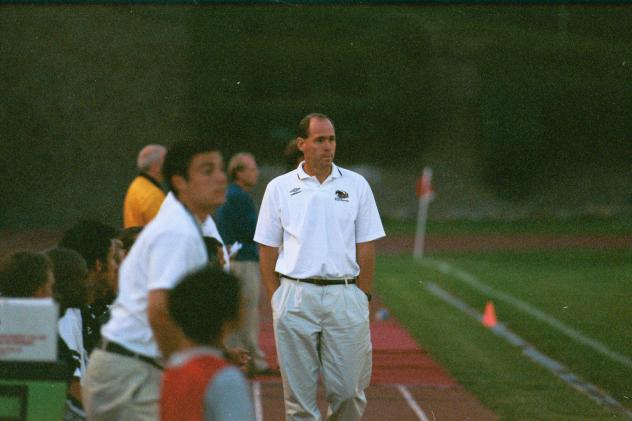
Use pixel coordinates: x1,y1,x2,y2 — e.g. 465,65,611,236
83,139,229,421
255,113,385,420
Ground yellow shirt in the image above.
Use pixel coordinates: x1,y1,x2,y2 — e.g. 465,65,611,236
123,175,166,228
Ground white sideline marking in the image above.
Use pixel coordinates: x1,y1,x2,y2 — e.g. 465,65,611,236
426,282,632,419
420,258,632,369
397,385,430,421
253,381,263,421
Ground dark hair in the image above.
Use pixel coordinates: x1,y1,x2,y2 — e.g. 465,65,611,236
169,266,240,345
296,113,333,139
47,247,89,314
59,220,118,270
162,139,221,195
118,226,143,253
284,138,303,170
203,236,223,269
0,251,52,298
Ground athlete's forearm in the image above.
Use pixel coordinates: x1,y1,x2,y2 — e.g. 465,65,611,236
356,241,375,294
259,244,280,300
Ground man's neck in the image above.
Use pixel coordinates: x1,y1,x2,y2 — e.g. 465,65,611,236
145,170,162,183
303,162,332,184
176,195,210,224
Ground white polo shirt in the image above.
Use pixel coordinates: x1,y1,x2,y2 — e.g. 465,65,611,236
102,192,208,358
254,162,385,279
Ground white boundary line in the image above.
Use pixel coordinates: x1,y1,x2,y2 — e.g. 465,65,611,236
420,258,632,369
253,381,263,421
397,385,430,421
426,282,632,419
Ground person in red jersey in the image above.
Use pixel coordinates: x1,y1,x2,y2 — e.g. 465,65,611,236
161,266,255,421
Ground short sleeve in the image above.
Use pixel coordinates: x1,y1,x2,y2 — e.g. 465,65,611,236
147,232,207,290
204,366,255,421
254,183,283,247
355,178,386,243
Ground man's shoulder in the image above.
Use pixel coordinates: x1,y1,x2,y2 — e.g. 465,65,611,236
226,183,250,200
143,195,198,237
335,165,370,185
127,175,164,197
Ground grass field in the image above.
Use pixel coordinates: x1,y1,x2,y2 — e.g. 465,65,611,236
382,214,632,236
375,220,632,420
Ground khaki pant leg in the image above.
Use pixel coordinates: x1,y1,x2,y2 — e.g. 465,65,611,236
320,285,371,421
227,260,269,371
272,280,322,421
83,349,161,421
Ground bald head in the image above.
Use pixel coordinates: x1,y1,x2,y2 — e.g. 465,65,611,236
228,152,259,190
137,144,166,181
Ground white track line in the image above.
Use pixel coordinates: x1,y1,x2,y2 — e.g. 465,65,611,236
426,282,632,419
420,258,632,369
397,385,430,421
253,381,263,421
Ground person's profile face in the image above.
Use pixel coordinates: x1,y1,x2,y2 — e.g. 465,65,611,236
106,240,120,293
298,118,336,171
238,156,259,188
184,151,227,212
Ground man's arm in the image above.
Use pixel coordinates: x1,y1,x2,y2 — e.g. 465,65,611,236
356,241,376,296
148,289,184,359
259,244,280,300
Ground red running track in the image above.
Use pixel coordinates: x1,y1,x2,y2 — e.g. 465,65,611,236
253,294,496,420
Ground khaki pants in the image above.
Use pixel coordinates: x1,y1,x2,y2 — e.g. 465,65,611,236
226,260,269,371
273,278,372,421
83,349,161,421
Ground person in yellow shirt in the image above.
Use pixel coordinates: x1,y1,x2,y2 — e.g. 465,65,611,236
123,144,167,228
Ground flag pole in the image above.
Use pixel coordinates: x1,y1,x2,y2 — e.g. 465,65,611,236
413,167,433,261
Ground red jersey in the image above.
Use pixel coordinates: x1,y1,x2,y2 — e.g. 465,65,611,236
161,353,228,421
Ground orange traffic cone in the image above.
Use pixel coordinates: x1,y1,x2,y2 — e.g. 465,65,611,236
482,301,497,328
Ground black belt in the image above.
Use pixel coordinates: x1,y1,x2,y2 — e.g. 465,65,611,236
100,340,163,370
281,275,356,286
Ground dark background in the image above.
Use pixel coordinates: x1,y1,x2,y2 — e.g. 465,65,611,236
2,6,631,228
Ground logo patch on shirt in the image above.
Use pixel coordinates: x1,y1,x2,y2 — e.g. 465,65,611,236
290,187,302,196
335,190,349,202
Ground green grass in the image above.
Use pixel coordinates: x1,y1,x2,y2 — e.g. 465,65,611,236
382,215,632,236
375,249,632,420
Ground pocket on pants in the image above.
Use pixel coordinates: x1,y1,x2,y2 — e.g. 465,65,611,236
271,280,290,319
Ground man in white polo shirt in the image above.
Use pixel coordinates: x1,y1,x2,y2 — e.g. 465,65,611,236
255,113,385,420
83,139,228,421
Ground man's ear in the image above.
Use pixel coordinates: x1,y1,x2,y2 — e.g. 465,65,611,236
94,259,102,273
296,137,305,153
172,175,187,194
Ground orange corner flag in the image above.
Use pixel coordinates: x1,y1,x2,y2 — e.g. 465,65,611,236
482,301,497,328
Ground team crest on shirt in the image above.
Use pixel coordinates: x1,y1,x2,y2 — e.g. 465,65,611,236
290,187,302,196
335,190,349,202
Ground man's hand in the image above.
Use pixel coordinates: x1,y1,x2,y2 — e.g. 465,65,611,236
223,347,251,371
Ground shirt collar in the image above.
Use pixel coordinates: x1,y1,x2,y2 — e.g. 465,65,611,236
297,162,342,181
139,172,165,192
164,192,206,237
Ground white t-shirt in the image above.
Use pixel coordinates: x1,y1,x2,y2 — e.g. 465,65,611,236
102,192,208,358
58,308,88,380
254,163,385,279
